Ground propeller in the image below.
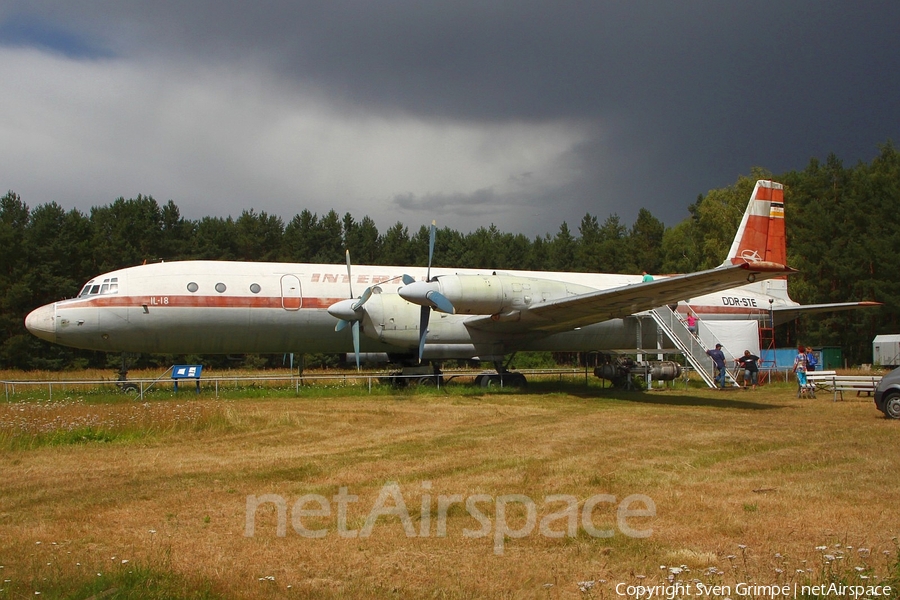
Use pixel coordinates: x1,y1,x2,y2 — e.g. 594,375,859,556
398,222,456,362
326,250,373,370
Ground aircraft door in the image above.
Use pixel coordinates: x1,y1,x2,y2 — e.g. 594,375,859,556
281,275,302,310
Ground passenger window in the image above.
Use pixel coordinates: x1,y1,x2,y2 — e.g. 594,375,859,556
187,282,199,293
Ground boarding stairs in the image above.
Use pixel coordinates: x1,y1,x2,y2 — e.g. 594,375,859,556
646,306,740,389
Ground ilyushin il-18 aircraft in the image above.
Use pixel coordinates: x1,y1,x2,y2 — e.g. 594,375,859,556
25,180,877,386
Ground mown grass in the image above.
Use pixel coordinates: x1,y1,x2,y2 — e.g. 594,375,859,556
0,378,898,598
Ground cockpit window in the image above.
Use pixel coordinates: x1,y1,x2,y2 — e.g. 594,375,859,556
78,277,119,298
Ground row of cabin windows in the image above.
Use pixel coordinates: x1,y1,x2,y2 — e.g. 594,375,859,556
78,277,119,297
79,277,266,296
186,282,262,294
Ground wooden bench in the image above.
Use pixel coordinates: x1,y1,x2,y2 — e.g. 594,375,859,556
806,370,882,402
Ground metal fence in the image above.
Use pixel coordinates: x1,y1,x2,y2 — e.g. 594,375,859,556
2,368,597,401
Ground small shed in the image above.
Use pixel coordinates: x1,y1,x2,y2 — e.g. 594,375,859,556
758,347,842,370
873,334,900,367
817,346,843,370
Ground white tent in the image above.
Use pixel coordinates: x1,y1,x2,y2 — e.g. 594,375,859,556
699,320,760,364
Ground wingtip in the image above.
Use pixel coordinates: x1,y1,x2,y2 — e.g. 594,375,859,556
738,260,797,274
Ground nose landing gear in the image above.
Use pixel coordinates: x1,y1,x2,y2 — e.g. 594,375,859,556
115,353,140,395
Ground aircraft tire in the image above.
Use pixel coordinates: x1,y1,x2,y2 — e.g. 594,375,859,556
507,372,527,388
480,374,498,388
119,382,139,396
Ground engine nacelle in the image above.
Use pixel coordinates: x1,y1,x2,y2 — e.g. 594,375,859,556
648,361,682,381
361,292,423,347
399,274,595,316
594,358,683,386
360,291,478,351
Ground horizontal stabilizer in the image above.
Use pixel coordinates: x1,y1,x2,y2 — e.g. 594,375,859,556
771,301,881,325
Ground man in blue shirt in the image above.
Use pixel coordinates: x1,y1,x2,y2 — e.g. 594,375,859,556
706,343,727,388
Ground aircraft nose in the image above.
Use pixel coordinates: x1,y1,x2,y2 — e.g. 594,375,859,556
25,304,56,343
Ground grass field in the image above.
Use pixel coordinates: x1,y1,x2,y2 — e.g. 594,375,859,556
0,378,898,599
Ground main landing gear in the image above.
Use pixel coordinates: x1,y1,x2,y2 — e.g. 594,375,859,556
382,358,528,388
473,360,528,388
382,363,445,387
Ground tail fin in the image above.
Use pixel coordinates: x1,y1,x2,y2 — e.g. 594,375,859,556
724,180,786,267
723,179,881,319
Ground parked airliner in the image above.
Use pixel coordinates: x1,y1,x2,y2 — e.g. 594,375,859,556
24,181,876,382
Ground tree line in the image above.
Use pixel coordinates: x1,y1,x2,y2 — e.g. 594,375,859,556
2,143,897,370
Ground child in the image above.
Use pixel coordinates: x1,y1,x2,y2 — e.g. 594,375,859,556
805,346,818,372
793,346,815,398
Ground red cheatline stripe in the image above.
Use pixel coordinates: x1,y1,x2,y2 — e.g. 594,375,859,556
691,306,768,315
69,295,767,317
67,296,346,309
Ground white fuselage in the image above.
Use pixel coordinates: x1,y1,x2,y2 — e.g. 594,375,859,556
25,260,795,359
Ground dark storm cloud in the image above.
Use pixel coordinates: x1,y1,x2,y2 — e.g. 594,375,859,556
64,2,896,123
2,1,899,234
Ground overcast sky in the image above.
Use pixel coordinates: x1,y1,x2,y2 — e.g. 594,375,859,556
1,2,898,238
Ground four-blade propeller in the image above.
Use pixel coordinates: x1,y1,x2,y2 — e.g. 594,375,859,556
328,222,455,365
326,250,373,370
398,222,456,362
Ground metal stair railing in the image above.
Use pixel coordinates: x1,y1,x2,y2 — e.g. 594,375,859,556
646,306,740,388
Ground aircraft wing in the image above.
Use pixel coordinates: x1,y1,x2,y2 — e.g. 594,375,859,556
467,261,795,334
771,301,882,325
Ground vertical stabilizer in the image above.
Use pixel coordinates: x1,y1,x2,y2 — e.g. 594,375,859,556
724,180,786,267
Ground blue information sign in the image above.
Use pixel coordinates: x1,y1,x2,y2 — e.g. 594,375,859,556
172,364,203,392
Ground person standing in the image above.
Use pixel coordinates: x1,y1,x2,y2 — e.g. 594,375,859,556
805,346,818,372
793,345,808,372
706,343,727,388
642,271,654,282
686,313,698,335
793,345,810,396
735,350,760,389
